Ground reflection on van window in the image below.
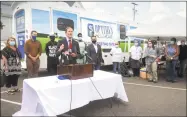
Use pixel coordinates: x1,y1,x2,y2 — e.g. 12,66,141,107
120,25,126,39
57,18,74,31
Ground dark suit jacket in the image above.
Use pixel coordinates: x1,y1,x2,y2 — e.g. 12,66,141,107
56,37,80,65
86,43,103,65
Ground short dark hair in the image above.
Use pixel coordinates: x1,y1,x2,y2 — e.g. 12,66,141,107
77,33,82,37
65,26,73,33
31,30,37,35
171,37,177,42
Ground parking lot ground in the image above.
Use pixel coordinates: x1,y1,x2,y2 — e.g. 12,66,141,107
1,69,186,116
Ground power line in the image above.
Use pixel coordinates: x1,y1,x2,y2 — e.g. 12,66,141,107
132,2,138,21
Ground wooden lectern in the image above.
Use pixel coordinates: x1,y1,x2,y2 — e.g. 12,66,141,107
57,64,94,80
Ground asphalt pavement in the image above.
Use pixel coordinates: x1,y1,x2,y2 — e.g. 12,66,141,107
1,69,186,116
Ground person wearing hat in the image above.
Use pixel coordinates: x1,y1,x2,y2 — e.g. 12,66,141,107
179,40,187,78
45,34,59,75
165,37,179,83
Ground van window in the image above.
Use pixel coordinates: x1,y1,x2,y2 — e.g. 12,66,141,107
120,25,126,39
57,18,74,31
102,49,112,52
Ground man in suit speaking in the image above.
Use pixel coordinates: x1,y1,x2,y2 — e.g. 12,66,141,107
86,35,104,70
56,27,80,65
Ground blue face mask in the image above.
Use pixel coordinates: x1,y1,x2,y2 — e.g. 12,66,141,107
9,41,15,46
32,36,37,41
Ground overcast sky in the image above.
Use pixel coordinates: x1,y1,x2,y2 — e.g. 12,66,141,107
81,2,186,24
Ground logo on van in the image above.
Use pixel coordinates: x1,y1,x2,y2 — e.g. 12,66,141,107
87,23,113,38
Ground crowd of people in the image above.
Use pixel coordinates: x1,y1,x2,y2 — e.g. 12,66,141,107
1,26,187,95
128,37,187,83
0,27,104,94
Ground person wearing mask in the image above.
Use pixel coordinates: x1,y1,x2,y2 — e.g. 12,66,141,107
110,42,123,73
179,40,187,78
129,40,143,77
45,34,58,75
76,33,87,64
56,27,80,65
144,41,160,83
165,38,179,83
24,31,42,78
1,36,22,95
86,35,104,70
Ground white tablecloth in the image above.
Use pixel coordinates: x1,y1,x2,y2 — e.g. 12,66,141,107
13,70,128,116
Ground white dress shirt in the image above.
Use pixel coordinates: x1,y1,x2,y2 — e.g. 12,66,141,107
110,47,123,62
93,43,98,53
130,46,142,60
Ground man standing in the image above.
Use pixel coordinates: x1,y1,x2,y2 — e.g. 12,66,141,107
24,31,42,78
129,40,143,77
179,40,187,78
86,36,103,70
45,34,58,75
76,33,87,64
56,27,80,65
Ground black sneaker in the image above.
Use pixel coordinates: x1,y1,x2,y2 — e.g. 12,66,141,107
171,80,177,83
166,79,171,82
148,79,153,82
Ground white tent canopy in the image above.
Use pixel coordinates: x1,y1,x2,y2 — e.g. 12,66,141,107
127,14,186,41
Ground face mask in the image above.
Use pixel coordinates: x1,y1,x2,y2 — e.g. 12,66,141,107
78,37,82,41
135,42,138,46
115,45,119,48
92,40,96,44
32,36,37,41
9,41,15,46
170,41,175,45
50,36,55,41
181,42,185,46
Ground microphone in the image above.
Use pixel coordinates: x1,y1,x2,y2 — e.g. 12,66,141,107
84,51,93,62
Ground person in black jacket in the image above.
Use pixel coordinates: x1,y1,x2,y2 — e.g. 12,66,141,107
45,34,59,75
179,40,187,78
56,27,80,65
86,36,104,70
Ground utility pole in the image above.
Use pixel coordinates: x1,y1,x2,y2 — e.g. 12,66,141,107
132,2,138,21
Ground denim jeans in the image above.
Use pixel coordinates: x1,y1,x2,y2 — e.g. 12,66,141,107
113,62,120,73
166,60,177,80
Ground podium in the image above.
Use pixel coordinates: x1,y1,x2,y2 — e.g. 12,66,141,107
57,64,94,80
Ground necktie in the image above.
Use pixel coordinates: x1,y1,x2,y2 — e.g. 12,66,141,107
69,40,72,49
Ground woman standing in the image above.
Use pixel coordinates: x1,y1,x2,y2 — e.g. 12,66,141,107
110,42,123,73
2,36,22,94
165,38,179,83
144,41,160,83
